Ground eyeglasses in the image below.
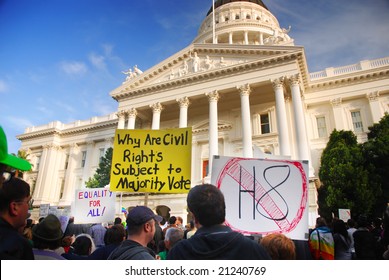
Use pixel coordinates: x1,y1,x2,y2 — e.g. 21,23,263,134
2,171,15,183
13,197,32,207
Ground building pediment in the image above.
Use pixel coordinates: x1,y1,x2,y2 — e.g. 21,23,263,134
192,119,232,134
110,43,307,101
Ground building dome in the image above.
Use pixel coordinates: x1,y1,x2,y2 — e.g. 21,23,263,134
206,0,268,16
194,0,293,46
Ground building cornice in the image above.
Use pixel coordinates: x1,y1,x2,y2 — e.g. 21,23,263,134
17,119,118,141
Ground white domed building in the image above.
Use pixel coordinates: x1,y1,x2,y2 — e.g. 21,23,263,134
18,0,389,225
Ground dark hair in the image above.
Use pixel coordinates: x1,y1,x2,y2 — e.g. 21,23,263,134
333,219,350,241
0,177,30,212
72,235,92,256
168,216,177,225
105,224,126,245
187,184,225,227
114,217,122,225
127,222,145,236
347,218,356,228
316,217,327,228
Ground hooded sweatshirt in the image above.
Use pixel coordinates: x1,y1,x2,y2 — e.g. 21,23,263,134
167,224,271,260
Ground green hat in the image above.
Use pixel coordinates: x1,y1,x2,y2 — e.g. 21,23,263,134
0,126,31,171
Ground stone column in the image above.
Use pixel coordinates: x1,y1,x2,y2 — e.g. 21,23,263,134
259,32,264,45
150,102,163,130
244,31,249,44
229,32,233,44
127,108,137,129
82,141,95,186
331,98,346,130
366,91,382,123
237,84,253,158
177,97,190,128
288,74,309,161
34,144,60,204
60,144,79,206
116,110,126,129
206,91,219,174
271,77,291,156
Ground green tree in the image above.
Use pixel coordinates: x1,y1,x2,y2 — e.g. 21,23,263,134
318,130,374,219
11,149,32,178
363,113,389,217
85,147,113,188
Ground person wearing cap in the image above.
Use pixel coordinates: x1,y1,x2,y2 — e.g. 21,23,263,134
0,176,34,259
108,206,162,260
32,214,66,260
0,126,32,188
167,184,271,260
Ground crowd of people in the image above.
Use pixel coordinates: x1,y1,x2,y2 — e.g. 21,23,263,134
308,213,389,260
1,125,389,260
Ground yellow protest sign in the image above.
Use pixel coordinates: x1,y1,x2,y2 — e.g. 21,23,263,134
110,128,192,194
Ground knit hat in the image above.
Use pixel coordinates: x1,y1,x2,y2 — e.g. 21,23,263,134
32,214,63,242
0,126,31,171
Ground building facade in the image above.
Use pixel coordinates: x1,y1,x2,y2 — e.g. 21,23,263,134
18,1,389,224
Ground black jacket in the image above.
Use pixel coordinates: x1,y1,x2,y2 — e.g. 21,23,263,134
0,218,34,260
167,224,271,260
107,239,155,260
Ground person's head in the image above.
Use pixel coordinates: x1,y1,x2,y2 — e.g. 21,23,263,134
260,233,296,260
357,214,370,228
347,218,356,229
114,217,122,225
72,234,93,256
105,224,126,245
164,227,184,250
333,219,348,239
176,216,183,226
0,126,32,187
0,176,31,229
168,216,177,226
315,217,327,228
32,214,63,250
126,206,162,246
187,184,225,227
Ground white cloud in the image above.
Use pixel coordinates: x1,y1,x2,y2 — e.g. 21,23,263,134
6,116,34,131
54,101,76,114
268,0,389,72
89,52,106,70
0,80,8,93
60,61,88,75
37,106,53,116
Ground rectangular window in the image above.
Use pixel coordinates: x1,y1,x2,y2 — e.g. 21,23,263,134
59,179,65,199
99,148,105,164
351,111,363,133
202,160,209,179
81,151,87,168
64,154,69,170
260,113,270,134
316,116,327,138
35,156,41,171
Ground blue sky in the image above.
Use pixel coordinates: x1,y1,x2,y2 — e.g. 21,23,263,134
1,0,389,154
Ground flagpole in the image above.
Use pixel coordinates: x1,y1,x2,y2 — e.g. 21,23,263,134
212,0,216,44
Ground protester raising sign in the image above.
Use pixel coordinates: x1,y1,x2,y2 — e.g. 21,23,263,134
211,156,309,240
110,128,192,194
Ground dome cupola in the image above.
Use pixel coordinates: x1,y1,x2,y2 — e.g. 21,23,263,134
193,0,293,46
